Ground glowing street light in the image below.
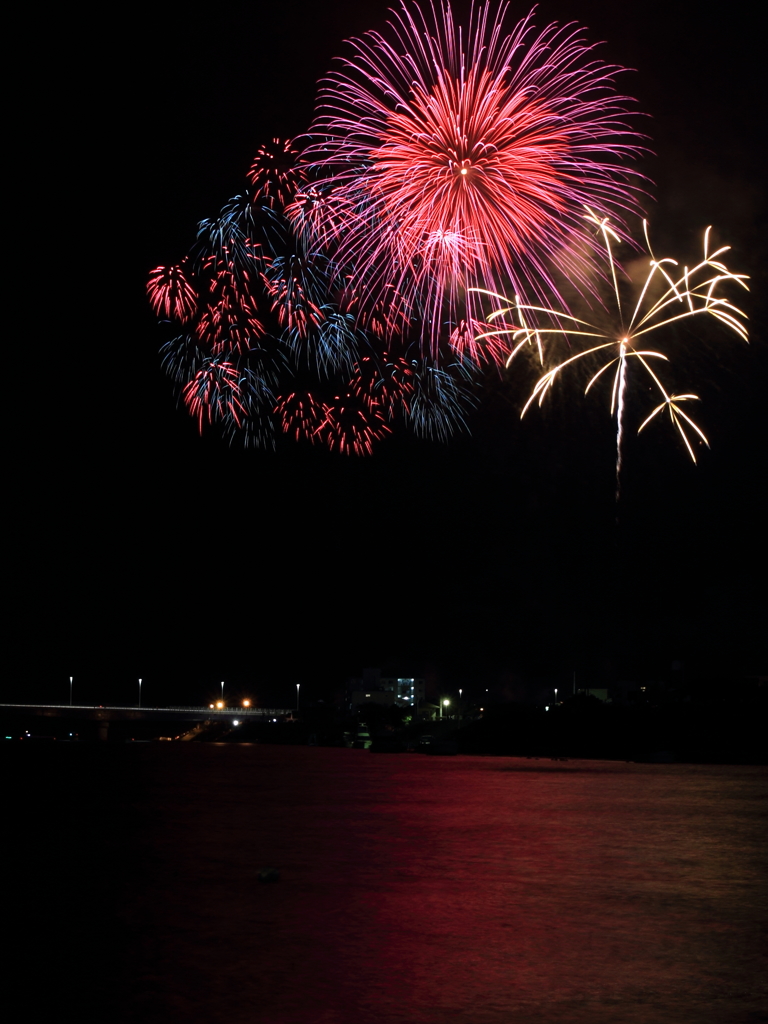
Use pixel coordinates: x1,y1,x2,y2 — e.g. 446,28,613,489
138,678,142,708
220,680,225,704
69,676,73,707
296,683,300,713
242,699,251,708
440,698,450,719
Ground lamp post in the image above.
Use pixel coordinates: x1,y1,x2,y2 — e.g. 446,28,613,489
554,687,558,705
296,683,300,714
440,698,450,719
69,676,73,707
138,678,142,708
221,680,225,705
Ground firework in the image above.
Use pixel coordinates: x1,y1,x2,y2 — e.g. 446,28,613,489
313,311,362,377
349,352,416,418
220,367,277,449
474,212,749,475
319,392,392,455
147,262,197,322
302,0,646,351
160,331,205,384
275,390,328,443
262,253,326,337
182,357,249,434
195,198,263,275
195,259,266,354
336,280,412,340
247,138,306,209
405,357,477,442
182,355,277,443
449,318,513,367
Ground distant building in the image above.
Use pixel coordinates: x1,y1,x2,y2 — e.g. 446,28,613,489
349,669,425,708
580,688,609,702
380,677,426,707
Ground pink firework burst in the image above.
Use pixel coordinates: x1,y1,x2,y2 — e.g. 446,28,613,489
302,0,647,354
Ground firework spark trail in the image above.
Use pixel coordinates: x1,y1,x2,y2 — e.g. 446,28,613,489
301,0,647,353
472,213,749,477
614,340,628,498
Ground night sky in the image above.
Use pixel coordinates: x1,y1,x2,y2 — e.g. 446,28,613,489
13,0,765,709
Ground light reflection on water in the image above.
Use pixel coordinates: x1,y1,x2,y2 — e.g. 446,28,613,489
115,747,765,1023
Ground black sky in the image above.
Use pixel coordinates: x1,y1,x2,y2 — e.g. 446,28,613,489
13,0,765,708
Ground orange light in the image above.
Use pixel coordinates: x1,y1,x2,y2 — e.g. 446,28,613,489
242,699,251,707
216,701,224,709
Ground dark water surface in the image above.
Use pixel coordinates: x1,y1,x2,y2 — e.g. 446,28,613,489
15,745,767,1022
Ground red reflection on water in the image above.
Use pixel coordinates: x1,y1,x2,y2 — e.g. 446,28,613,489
45,746,768,1023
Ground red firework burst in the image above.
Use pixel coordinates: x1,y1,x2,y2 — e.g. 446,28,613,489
336,280,412,339
274,391,328,443
196,261,265,354
349,353,416,418
304,1,646,352
182,358,247,434
247,138,306,209
319,393,392,456
262,254,324,338
147,262,197,322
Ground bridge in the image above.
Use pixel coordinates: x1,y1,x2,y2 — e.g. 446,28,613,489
0,704,295,741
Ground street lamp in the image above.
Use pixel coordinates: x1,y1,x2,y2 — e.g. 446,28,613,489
69,676,73,707
220,680,225,705
554,687,558,705
440,698,450,719
138,678,142,708
296,683,300,713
